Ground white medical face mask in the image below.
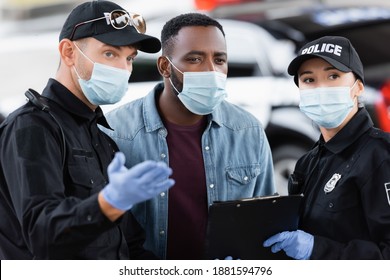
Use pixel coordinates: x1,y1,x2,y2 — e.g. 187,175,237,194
299,80,358,129
166,57,227,115
73,43,131,105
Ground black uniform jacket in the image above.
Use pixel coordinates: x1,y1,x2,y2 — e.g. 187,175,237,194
290,108,390,259
0,79,154,259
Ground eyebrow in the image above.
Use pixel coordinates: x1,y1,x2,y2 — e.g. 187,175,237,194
104,44,138,56
185,50,227,57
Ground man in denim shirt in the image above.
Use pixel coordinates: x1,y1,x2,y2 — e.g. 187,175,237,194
103,13,275,259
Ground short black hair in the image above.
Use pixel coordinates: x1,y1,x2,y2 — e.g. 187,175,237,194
161,13,225,55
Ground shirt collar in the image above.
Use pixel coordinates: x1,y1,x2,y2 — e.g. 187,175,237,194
143,83,166,132
41,78,112,129
323,108,373,154
209,103,224,127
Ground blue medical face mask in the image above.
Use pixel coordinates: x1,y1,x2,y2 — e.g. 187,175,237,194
166,57,227,115
73,43,131,105
299,80,358,129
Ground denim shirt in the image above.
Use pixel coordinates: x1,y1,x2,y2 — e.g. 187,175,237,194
103,83,275,259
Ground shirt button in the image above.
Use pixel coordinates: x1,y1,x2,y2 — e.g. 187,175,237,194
90,179,94,184
243,176,249,182
160,192,165,197
159,231,165,235
329,203,334,208
209,184,214,189
87,215,92,222
161,153,166,159
205,146,210,151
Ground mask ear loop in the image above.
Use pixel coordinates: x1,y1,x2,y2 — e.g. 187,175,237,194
165,56,184,74
73,66,82,80
73,43,95,81
351,79,358,90
168,77,181,95
73,43,95,64
350,79,358,102
165,56,183,95
351,79,364,108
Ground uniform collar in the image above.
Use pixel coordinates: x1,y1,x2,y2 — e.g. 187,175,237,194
41,79,112,129
322,108,373,154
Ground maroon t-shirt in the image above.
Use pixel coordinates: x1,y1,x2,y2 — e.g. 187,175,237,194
164,117,208,260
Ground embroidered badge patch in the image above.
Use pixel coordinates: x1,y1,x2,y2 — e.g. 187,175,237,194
324,173,342,194
385,183,390,206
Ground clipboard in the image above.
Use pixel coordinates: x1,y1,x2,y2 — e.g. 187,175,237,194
204,194,304,260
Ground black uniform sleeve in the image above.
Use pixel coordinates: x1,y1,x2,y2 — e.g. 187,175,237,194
1,112,114,259
311,158,390,259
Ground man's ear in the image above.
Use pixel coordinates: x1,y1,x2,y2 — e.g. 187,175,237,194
58,39,76,66
157,56,170,78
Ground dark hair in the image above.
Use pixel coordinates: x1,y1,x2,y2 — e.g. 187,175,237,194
161,13,225,55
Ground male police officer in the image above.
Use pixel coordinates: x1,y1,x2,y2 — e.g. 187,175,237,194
0,1,174,259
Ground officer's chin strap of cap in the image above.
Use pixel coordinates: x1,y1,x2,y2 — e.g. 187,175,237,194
25,89,66,167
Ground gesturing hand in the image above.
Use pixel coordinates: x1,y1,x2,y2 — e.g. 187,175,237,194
102,152,175,211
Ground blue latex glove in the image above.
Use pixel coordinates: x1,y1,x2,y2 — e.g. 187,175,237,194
263,230,314,260
102,152,175,211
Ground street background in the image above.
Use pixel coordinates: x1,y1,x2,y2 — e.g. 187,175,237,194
1,0,390,116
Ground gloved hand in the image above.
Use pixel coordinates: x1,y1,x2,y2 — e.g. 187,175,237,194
263,230,314,260
101,152,175,211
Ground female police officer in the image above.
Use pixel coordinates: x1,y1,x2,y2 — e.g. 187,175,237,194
263,36,390,259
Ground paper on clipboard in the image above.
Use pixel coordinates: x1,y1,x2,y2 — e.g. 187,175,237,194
204,194,304,260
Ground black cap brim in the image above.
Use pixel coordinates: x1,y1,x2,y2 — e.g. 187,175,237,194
93,28,161,53
288,54,352,86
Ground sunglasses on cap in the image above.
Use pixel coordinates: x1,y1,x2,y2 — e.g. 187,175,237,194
69,9,146,40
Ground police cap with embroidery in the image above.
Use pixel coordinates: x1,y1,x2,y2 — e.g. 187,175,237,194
288,36,364,85
59,0,161,53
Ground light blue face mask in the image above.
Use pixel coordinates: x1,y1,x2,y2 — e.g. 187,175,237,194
73,43,131,105
166,57,227,115
299,80,357,128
